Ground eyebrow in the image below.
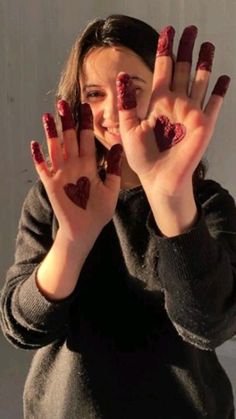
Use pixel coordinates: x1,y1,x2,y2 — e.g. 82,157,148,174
82,76,146,91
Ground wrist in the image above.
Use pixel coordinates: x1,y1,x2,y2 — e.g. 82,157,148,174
143,181,199,237
56,226,99,252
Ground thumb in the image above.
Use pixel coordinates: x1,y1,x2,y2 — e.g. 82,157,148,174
116,72,140,133
104,144,123,191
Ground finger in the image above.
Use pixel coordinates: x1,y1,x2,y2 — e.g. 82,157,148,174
172,26,198,94
78,103,96,158
105,144,123,191
30,141,52,183
190,42,215,107
42,113,64,171
152,26,175,93
57,100,79,159
204,75,231,124
116,72,140,133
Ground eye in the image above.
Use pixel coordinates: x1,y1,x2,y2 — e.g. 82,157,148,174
85,90,105,101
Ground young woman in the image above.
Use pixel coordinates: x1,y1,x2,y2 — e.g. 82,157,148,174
1,14,236,419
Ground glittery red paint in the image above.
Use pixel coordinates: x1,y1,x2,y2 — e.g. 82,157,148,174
57,100,75,131
79,103,93,130
63,177,90,209
42,113,58,138
154,115,186,152
31,141,44,164
176,26,198,63
116,73,137,111
107,144,123,176
212,75,231,97
196,42,215,72
156,26,175,57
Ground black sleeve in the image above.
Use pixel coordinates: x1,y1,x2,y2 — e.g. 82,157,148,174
0,180,78,350
146,179,236,350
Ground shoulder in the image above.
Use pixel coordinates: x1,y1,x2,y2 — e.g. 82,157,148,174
195,178,236,241
195,178,236,209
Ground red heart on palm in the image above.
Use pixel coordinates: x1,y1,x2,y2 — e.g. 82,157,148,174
63,177,90,209
154,115,186,151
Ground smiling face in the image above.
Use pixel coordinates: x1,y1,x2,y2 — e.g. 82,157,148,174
79,46,153,150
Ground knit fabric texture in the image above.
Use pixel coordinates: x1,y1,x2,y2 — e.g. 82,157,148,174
1,178,236,419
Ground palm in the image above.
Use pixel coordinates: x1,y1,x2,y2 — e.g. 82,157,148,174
120,93,213,195
118,26,228,196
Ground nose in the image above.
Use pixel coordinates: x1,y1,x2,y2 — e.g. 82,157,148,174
102,92,119,127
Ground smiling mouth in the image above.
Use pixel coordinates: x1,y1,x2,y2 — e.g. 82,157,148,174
106,127,120,135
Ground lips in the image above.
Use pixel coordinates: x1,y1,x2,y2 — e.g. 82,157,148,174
107,127,120,135
105,128,122,142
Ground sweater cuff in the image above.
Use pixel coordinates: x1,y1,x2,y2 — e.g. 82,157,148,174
146,202,218,281
12,267,77,331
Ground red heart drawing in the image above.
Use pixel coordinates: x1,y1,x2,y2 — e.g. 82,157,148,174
154,115,186,151
63,177,90,209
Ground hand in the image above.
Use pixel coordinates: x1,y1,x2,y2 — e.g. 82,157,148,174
31,101,123,242
117,25,230,198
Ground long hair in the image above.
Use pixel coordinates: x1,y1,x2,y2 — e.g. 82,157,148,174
56,14,208,188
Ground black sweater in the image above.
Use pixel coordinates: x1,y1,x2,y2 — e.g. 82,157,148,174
1,178,236,419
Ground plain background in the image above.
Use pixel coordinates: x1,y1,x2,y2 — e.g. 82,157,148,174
1,1,236,417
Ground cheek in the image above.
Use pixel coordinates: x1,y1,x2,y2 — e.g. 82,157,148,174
88,105,102,131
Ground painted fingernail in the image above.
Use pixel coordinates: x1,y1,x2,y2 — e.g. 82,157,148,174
64,176,90,209
79,103,93,130
31,141,44,164
116,73,137,110
176,25,198,63
107,144,123,176
156,26,175,57
196,42,215,72
212,75,231,97
42,113,58,138
57,100,75,131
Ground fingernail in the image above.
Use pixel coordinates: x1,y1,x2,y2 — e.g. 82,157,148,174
116,73,137,111
156,26,175,57
107,144,123,176
176,25,198,63
31,141,44,164
57,100,75,131
42,113,58,138
79,103,93,130
196,42,215,72
212,75,231,97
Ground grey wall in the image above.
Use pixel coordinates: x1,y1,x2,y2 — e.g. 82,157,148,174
1,1,236,417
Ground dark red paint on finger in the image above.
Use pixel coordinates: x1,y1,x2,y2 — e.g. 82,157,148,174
211,75,231,97
64,176,90,209
154,115,186,152
116,73,137,110
31,141,44,164
156,26,175,57
196,42,215,72
57,100,75,131
176,25,198,63
107,144,123,176
79,103,93,130
42,113,58,138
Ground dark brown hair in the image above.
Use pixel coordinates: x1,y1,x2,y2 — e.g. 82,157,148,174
56,14,208,188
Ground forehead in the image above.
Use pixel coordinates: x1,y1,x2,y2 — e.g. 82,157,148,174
80,46,151,84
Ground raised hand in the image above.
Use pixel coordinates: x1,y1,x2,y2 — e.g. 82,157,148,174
117,25,230,198
31,101,123,242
